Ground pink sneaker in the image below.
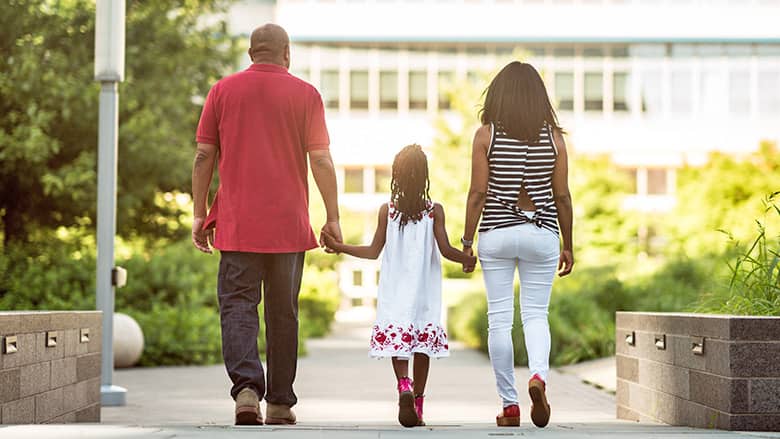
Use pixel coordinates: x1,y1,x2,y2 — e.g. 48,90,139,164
396,377,418,428
414,395,425,426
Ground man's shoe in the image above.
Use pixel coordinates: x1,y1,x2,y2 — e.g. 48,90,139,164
235,388,263,425
266,403,297,425
528,374,551,427
397,377,418,428
496,404,520,427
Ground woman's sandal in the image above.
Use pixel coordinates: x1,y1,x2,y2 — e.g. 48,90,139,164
496,404,520,427
528,374,551,427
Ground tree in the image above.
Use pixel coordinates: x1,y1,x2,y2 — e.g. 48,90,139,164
0,0,240,245
666,141,780,256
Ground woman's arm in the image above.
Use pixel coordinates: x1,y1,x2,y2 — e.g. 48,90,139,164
462,125,491,260
433,203,478,266
551,128,574,276
321,204,388,260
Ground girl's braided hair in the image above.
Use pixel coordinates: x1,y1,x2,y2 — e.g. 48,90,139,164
390,144,431,229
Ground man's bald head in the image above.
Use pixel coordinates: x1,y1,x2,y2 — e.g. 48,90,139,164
248,23,290,67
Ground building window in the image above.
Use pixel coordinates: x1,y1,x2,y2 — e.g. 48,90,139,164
438,71,454,110
375,167,391,193
380,71,398,110
409,71,428,110
758,70,780,114
553,47,575,58
350,70,369,110
670,70,693,114
699,68,726,114
320,70,339,109
613,72,630,112
611,46,630,58
583,47,604,58
640,70,663,115
352,270,363,287
344,168,364,193
584,72,603,112
554,72,574,111
647,168,668,195
729,70,750,115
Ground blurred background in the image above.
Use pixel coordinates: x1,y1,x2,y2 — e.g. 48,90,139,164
0,0,777,368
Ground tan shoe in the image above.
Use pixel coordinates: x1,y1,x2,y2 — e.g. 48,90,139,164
235,388,263,425
266,403,297,425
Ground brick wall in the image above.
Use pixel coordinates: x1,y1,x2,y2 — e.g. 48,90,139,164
0,311,102,424
616,312,780,431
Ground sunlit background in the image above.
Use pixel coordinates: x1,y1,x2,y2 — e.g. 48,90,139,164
0,0,777,368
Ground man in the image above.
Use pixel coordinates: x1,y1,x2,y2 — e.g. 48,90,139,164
191,23,341,426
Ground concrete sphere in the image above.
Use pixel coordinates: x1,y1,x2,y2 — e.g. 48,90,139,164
113,313,145,368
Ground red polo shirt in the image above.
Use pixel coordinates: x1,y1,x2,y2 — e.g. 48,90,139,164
196,63,329,253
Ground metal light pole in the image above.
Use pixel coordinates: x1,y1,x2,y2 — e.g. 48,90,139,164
94,0,127,407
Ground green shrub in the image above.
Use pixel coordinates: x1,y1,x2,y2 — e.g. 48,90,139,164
299,263,340,338
697,193,780,316
0,229,341,366
447,259,711,367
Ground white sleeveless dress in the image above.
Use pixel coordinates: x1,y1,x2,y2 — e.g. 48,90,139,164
369,201,450,359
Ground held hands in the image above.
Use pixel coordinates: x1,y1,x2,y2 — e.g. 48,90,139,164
462,246,477,273
192,216,214,254
558,249,574,277
320,220,342,253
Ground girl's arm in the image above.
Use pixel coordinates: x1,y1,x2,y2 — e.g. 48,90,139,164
321,204,389,260
432,203,478,266
462,125,491,252
551,128,574,276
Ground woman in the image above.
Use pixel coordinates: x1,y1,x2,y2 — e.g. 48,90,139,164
460,61,574,428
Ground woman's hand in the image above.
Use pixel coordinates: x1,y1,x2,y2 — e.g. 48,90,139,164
558,249,574,276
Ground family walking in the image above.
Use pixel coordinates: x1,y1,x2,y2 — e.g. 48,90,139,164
191,23,574,429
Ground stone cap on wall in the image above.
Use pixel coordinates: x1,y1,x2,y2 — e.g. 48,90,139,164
0,312,102,336
616,311,780,341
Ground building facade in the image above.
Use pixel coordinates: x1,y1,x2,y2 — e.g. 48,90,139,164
229,0,780,305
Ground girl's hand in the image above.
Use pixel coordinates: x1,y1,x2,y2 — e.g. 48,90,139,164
462,247,477,273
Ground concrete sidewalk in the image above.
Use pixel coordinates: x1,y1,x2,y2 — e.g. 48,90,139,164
100,321,615,426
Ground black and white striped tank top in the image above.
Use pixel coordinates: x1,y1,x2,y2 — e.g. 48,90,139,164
479,122,560,235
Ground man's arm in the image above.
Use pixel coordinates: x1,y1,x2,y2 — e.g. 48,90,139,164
192,142,218,253
309,149,342,245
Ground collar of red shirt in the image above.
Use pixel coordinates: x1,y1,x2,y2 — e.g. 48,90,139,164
247,63,289,74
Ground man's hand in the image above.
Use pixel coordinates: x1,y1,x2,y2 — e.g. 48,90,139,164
192,217,214,254
320,230,340,253
558,249,574,277
462,246,476,273
320,221,342,254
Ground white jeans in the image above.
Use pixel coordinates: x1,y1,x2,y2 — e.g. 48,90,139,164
478,223,559,406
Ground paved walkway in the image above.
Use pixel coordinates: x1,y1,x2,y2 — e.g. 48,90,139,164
3,321,778,438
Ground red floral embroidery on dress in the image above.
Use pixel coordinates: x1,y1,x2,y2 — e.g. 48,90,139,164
369,322,449,356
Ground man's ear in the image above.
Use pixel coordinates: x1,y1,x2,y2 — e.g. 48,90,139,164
284,44,291,68
247,48,253,63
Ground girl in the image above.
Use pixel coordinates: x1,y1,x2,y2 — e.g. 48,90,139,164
461,62,574,428
322,144,476,428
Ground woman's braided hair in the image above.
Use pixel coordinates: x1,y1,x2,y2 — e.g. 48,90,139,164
390,144,431,229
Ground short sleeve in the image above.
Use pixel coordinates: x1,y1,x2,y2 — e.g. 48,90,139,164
304,89,330,151
196,84,220,145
